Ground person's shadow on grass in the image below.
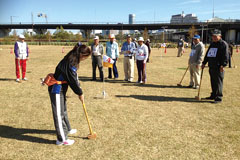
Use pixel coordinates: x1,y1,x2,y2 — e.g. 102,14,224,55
0,125,56,144
116,95,210,103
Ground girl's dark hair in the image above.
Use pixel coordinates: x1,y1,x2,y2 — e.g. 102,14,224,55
64,43,91,68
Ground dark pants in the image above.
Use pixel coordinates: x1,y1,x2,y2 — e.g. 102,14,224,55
48,88,71,142
228,55,232,68
136,60,146,82
92,56,104,81
108,59,118,78
209,67,224,101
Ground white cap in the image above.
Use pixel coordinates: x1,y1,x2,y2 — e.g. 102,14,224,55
109,34,115,39
147,39,150,42
94,36,99,40
19,34,25,39
138,37,144,41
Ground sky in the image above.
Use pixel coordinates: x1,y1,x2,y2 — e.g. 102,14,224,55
0,0,240,25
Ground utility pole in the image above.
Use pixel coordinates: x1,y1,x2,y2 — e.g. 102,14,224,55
212,0,215,18
10,16,18,24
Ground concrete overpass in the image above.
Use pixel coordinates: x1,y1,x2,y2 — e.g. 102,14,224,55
0,22,240,43
0,22,240,30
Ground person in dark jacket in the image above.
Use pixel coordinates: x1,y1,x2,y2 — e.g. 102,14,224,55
228,42,234,68
202,29,229,103
48,43,91,145
145,39,151,63
91,36,104,81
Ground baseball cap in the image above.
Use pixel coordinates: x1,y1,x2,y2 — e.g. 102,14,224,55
109,34,115,39
94,36,99,40
147,39,150,42
19,34,25,39
127,35,131,38
212,29,221,36
193,35,200,39
138,37,144,41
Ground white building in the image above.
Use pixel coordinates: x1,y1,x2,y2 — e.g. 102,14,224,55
170,13,198,23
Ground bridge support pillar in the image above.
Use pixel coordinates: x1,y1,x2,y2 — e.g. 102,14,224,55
225,29,236,43
0,29,11,38
33,29,47,35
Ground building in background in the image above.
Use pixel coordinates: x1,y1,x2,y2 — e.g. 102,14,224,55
170,12,198,23
129,14,136,34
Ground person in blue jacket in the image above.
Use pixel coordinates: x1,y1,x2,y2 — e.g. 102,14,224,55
106,34,119,79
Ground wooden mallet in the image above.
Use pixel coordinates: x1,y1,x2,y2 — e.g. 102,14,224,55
195,68,204,101
82,103,97,139
177,66,189,86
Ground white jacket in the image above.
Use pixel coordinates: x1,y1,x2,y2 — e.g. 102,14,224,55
14,41,28,59
135,44,148,63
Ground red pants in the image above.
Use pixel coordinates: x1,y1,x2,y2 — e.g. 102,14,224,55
15,59,27,79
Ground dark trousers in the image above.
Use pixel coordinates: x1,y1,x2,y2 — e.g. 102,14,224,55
228,55,232,68
92,56,104,80
49,89,71,141
136,60,146,82
209,67,224,100
108,59,118,78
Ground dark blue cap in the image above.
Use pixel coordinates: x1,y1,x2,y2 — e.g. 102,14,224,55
193,35,200,39
212,29,221,35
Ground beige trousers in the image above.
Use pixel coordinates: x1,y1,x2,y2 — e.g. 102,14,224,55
177,47,184,57
123,56,134,81
189,64,201,87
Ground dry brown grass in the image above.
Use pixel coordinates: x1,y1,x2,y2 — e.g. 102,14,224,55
0,45,240,160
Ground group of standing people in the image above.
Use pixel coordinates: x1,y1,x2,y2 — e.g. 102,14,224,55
91,34,149,84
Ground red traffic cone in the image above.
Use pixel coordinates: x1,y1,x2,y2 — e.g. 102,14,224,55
164,47,167,54
10,47,13,54
62,47,64,53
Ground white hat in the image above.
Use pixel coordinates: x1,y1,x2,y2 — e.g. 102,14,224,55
19,34,25,39
109,34,115,39
138,37,144,41
94,36,99,40
147,39,150,42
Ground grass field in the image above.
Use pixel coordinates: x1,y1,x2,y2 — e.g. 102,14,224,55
0,45,240,160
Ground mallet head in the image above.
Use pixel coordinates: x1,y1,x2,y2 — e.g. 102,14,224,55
87,132,97,140
177,83,182,87
195,96,201,101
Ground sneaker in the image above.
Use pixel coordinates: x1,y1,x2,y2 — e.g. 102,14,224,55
56,139,75,146
23,77,27,81
68,129,77,135
16,79,20,82
193,86,199,89
140,81,143,84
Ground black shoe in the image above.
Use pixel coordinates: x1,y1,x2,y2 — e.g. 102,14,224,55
205,96,215,100
212,100,222,104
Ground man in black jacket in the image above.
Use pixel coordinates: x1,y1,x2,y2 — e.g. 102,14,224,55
202,29,229,103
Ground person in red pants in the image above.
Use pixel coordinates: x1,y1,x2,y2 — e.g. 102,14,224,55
14,34,29,82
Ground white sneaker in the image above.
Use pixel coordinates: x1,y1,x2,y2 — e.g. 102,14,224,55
140,81,143,84
56,139,75,146
16,79,20,82
23,77,27,81
68,129,77,135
